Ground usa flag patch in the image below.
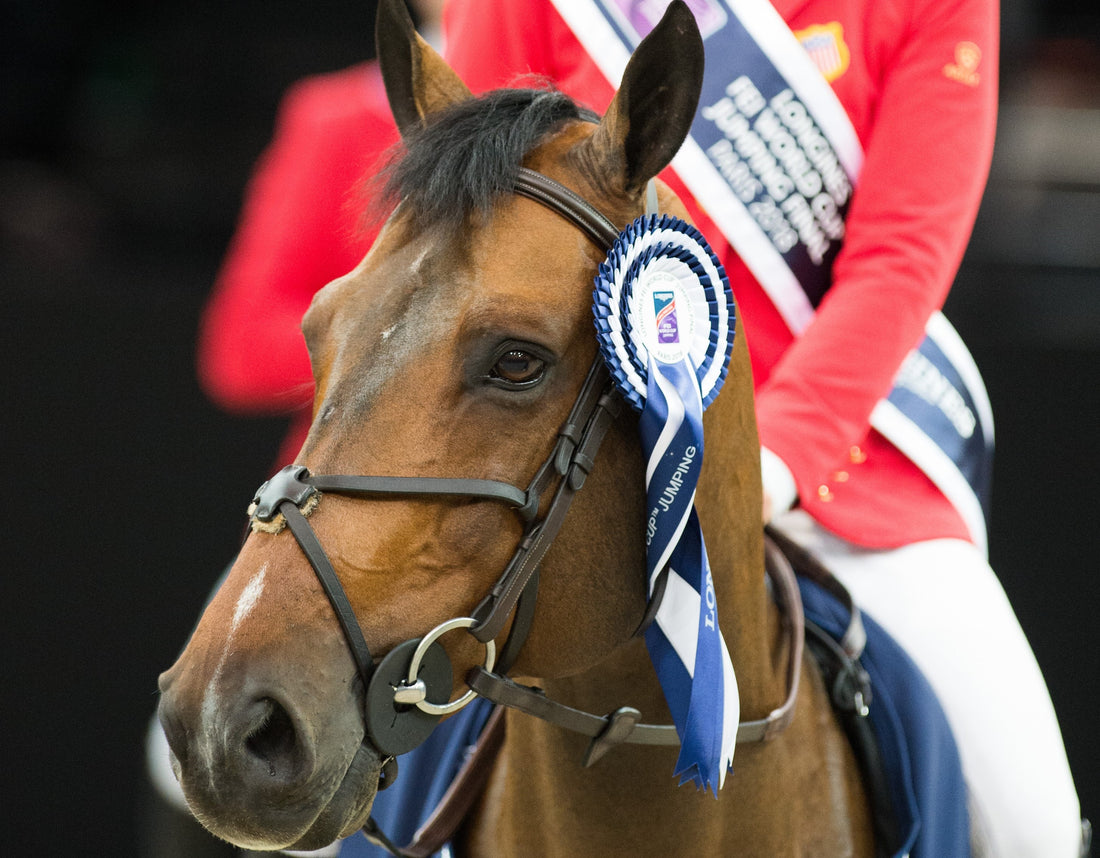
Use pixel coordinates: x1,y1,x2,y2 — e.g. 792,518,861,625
795,22,850,83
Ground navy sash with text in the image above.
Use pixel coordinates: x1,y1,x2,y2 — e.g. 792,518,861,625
550,0,995,552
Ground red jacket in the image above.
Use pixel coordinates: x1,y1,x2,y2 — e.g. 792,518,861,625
444,0,999,547
198,1,997,547
196,62,399,465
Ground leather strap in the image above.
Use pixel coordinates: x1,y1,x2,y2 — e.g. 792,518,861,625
514,167,620,248
310,474,529,515
469,359,621,644
405,704,505,857
465,533,806,758
280,499,377,691
765,523,866,659
466,668,676,747
758,533,805,740
493,571,539,676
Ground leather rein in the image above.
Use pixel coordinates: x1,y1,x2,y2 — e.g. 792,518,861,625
247,167,807,852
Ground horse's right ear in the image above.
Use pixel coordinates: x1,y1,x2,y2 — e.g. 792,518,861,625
585,0,704,195
376,0,472,136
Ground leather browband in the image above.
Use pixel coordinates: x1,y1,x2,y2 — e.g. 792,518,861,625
514,167,621,248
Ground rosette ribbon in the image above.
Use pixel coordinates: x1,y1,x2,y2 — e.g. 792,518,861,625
593,214,738,793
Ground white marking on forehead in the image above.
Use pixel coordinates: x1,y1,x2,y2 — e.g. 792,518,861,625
376,244,433,345
198,565,267,783
342,281,459,417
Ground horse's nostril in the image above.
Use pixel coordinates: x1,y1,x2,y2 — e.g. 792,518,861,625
245,698,299,778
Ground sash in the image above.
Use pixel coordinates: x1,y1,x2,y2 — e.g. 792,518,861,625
549,0,995,553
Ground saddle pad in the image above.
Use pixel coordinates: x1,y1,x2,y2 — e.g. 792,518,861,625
799,577,970,858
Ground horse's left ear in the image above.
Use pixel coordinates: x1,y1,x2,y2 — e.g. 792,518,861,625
376,0,472,136
585,0,704,194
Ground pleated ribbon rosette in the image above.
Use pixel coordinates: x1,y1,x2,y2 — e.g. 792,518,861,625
593,213,738,793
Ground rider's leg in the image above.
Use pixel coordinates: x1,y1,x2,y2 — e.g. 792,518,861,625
775,510,1083,858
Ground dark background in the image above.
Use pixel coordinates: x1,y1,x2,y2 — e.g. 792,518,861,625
2,1,1097,854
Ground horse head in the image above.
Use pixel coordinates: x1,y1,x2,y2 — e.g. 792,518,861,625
157,1,768,850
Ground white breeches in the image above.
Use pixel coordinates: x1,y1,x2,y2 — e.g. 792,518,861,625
774,510,1082,858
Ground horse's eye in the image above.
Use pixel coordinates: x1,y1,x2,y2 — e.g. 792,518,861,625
491,349,546,387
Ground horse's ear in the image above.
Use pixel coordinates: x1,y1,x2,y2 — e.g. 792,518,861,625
376,0,472,136
586,0,704,194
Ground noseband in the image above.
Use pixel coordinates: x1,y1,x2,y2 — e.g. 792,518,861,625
248,167,804,780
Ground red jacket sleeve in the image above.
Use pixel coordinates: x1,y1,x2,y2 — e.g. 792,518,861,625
196,63,399,415
755,0,999,501
443,0,997,544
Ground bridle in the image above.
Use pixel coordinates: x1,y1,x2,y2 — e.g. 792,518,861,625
248,314,621,763
247,167,805,788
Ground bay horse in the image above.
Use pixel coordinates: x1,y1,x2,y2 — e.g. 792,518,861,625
157,1,875,854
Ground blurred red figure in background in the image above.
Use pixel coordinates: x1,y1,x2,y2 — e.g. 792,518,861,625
197,2,443,468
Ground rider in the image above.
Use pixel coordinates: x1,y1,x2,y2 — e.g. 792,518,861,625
439,1,1085,856
194,50,401,469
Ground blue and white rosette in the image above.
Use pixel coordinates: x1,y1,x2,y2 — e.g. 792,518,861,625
593,214,738,793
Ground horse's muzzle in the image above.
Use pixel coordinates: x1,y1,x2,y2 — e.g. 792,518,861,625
156,663,379,850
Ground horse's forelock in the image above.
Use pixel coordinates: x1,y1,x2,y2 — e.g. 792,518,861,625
379,86,596,231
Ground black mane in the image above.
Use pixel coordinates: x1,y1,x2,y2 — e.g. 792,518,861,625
380,86,597,231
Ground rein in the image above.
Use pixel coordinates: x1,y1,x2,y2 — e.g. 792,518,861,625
247,167,807,851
